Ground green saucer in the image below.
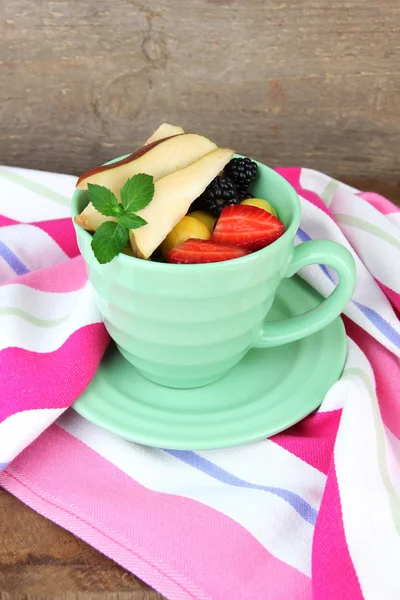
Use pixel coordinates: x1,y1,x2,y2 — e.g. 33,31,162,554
73,276,347,450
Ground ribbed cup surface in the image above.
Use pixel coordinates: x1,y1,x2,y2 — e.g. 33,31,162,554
72,158,300,388
80,241,291,387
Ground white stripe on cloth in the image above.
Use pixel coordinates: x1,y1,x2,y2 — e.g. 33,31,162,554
384,426,400,499
0,166,73,221
58,411,320,576
298,198,400,355
388,213,400,230
3,166,76,200
330,189,400,293
195,442,325,512
0,260,19,285
0,408,66,463
0,284,102,352
0,224,69,273
299,169,335,202
0,284,84,319
299,168,359,205
334,339,400,600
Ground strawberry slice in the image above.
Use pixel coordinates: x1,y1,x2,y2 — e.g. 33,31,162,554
212,204,285,251
168,239,250,264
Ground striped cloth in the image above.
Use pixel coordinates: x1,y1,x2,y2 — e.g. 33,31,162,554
1,165,400,600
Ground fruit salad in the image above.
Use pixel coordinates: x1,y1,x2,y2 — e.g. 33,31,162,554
74,123,286,264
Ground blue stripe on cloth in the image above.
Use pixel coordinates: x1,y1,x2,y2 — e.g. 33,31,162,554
296,227,314,244
0,462,9,472
296,227,400,349
0,241,29,275
165,449,318,525
352,300,400,347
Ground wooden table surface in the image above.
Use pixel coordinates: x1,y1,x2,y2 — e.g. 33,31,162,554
0,489,165,599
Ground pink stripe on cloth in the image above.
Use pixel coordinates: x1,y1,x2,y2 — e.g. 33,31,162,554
312,462,363,600
378,281,400,314
1,426,311,600
34,218,79,259
345,317,400,440
0,470,198,600
357,192,400,215
271,410,342,475
1,255,88,292
0,324,109,423
275,167,334,220
0,217,78,257
0,216,19,227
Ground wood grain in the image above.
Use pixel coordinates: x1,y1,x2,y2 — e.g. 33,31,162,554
0,489,165,599
0,0,399,202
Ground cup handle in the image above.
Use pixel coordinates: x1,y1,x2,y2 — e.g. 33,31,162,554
253,240,356,348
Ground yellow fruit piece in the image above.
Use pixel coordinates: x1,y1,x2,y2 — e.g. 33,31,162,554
188,210,217,233
241,198,278,217
160,215,211,260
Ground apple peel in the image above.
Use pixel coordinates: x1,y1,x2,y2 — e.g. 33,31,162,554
130,147,235,259
75,133,217,232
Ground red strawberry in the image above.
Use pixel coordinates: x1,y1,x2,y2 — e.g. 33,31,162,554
212,204,285,251
168,239,250,264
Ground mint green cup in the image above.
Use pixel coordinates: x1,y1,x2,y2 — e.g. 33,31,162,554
72,159,356,389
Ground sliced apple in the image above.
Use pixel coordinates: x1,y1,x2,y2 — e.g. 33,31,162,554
77,124,185,191
144,123,185,145
76,137,170,191
130,148,235,259
74,205,116,231
75,133,218,231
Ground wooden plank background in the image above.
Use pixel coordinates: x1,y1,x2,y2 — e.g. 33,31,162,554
0,1,399,597
0,0,399,201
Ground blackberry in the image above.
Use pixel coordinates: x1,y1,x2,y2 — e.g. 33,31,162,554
195,176,239,216
224,157,258,192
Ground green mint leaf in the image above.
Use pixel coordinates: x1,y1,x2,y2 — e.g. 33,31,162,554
88,184,119,217
120,173,155,213
91,221,128,264
117,212,148,229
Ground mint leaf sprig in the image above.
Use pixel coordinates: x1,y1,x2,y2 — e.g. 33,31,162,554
88,173,154,264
